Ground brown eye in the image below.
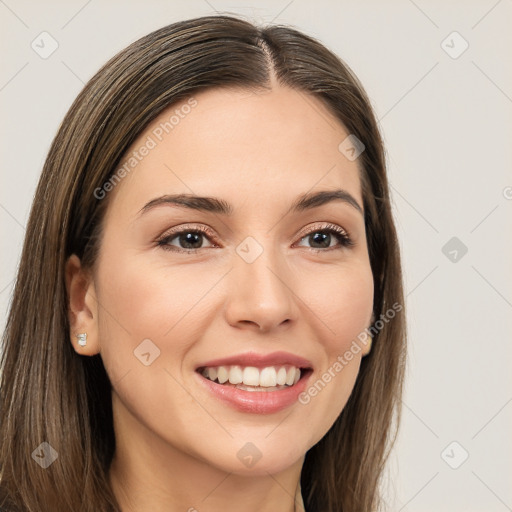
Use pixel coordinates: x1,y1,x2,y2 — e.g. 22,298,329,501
295,224,354,252
157,225,217,253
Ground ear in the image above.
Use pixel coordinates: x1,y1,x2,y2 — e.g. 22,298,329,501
65,254,101,356
361,312,376,357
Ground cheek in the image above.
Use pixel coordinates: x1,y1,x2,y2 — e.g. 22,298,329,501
93,252,179,380
93,247,229,388
303,260,374,350
294,262,373,445
96,251,212,338
93,251,219,439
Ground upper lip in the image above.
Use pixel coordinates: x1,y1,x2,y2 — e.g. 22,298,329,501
196,351,313,370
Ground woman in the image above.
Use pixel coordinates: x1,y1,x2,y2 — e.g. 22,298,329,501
0,14,406,512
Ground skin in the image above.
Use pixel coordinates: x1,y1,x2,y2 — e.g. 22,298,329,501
66,84,374,512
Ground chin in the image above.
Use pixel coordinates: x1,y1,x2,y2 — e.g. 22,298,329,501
198,435,309,476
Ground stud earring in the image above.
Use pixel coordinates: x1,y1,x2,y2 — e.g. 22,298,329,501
76,333,87,347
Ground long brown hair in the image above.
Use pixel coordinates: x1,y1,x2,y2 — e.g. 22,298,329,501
0,14,406,511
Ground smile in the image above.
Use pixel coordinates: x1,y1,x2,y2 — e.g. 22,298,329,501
199,364,301,390
194,351,314,414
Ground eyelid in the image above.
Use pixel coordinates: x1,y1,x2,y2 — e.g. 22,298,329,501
293,222,355,252
155,223,219,249
294,221,351,241
157,223,217,241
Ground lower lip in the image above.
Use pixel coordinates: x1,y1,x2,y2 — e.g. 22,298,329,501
196,370,312,414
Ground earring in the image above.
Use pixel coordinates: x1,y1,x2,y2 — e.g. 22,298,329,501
76,333,87,347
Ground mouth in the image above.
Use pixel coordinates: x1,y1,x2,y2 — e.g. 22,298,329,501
196,364,313,392
194,351,314,413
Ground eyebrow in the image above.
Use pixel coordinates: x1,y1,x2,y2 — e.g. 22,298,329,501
138,189,364,217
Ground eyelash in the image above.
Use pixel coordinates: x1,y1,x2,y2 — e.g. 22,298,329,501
156,223,354,254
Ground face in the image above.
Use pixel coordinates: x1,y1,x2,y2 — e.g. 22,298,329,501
71,85,374,477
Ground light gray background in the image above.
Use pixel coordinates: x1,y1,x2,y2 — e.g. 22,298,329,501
1,1,511,510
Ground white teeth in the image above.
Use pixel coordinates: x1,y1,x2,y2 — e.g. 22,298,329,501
228,365,243,385
259,367,277,387
207,367,218,381
276,366,287,385
200,364,304,388
217,366,229,384
242,367,260,386
285,367,295,386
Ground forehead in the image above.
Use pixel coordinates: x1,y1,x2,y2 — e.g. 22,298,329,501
105,85,363,217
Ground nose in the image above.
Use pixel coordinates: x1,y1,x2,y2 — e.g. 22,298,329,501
224,242,298,332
